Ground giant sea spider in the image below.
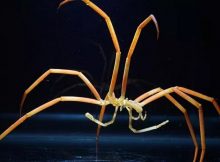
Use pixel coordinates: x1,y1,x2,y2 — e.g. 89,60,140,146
1,1,219,162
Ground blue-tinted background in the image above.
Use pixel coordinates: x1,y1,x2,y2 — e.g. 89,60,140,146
1,0,219,161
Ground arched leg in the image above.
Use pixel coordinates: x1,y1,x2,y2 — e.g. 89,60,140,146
135,88,199,162
59,0,121,96
139,87,219,162
172,88,205,162
0,96,104,140
20,69,101,114
121,15,159,97
86,106,119,127
176,86,220,114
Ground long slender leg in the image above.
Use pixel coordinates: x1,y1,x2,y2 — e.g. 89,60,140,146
176,86,220,115
172,88,206,162
121,15,159,97
85,107,119,127
135,88,199,162
96,93,115,138
135,87,163,102
81,0,121,96
20,69,101,114
139,87,219,162
96,95,108,138
59,0,121,96
0,96,105,140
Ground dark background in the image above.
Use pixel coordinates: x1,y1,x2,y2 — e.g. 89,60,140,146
1,0,219,113
0,0,220,161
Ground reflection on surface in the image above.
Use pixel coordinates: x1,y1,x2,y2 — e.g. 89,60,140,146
0,114,219,162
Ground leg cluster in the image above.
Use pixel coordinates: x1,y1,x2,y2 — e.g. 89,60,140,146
134,86,219,162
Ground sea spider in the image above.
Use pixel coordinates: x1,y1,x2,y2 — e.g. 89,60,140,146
1,1,219,162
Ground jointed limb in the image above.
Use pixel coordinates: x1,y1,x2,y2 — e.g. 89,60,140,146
59,0,121,96
177,86,220,115
86,106,119,127
81,0,121,96
96,95,108,138
121,15,159,97
137,86,219,162
128,109,169,133
20,69,101,114
135,88,199,162
0,96,104,140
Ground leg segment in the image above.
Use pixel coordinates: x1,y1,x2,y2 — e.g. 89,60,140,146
121,15,159,97
135,88,199,162
96,93,115,138
96,95,108,138
139,86,219,162
59,0,121,96
128,109,169,133
81,0,121,96
0,96,104,140
20,69,101,114
173,88,206,162
177,86,220,115
85,106,119,127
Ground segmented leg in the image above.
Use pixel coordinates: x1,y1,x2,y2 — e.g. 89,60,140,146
0,97,104,140
86,106,119,127
20,69,101,114
59,0,121,96
96,95,108,138
135,88,199,162
81,0,121,96
121,15,159,97
128,109,169,133
177,86,220,115
139,87,219,162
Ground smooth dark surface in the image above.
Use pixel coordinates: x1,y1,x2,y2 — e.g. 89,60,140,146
0,114,219,162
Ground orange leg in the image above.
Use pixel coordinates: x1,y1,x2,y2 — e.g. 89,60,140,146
96,92,118,138
96,103,107,139
139,87,219,162
20,69,101,114
59,0,121,96
0,96,104,140
177,86,220,115
81,0,121,96
135,88,198,162
58,0,122,137
121,15,159,97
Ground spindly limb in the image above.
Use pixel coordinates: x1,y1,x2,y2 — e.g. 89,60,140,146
128,109,169,133
121,15,159,97
135,88,199,162
81,0,121,96
85,107,119,127
0,96,104,140
20,69,101,115
96,95,108,138
177,86,220,115
138,87,219,162
59,0,121,96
